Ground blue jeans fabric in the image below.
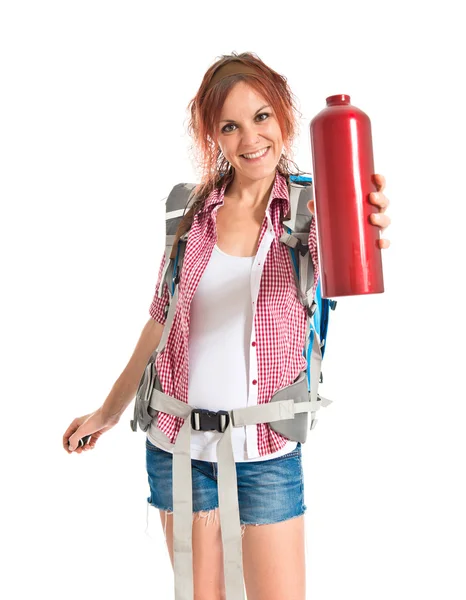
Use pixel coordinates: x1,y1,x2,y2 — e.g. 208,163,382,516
146,437,307,525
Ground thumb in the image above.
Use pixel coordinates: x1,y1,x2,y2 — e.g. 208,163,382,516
68,424,93,452
68,432,81,452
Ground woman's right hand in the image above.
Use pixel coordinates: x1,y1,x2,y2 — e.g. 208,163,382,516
63,407,120,454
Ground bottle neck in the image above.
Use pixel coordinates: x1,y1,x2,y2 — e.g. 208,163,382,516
326,94,351,106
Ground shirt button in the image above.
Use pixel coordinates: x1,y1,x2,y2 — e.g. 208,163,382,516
252,379,257,385
252,341,256,347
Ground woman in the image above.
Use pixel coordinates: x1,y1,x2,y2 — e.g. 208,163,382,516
63,52,391,600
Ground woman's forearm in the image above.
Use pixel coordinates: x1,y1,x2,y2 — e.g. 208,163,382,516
101,317,165,420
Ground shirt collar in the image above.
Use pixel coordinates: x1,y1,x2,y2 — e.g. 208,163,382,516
201,169,290,219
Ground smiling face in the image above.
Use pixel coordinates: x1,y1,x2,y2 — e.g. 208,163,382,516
216,81,284,182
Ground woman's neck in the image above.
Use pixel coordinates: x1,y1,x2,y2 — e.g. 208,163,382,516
224,170,276,210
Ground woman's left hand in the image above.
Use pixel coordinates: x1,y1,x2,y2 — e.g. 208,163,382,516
307,173,391,250
368,173,391,249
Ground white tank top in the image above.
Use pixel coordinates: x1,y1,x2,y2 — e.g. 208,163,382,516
186,243,297,462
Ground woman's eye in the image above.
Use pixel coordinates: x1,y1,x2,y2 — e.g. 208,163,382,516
222,112,269,134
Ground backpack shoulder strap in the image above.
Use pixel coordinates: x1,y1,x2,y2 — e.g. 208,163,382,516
279,176,338,418
282,175,314,241
154,183,198,356
280,176,316,312
157,183,197,298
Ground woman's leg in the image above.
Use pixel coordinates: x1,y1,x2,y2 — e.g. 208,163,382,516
159,507,228,600
242,514,306,600
147,440,226,598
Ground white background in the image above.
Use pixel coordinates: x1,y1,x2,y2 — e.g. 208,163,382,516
1,1,465,599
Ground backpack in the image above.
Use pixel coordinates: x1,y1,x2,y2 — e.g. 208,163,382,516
130,174,337,434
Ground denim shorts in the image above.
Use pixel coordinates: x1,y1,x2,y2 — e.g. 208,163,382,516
145,438,307,525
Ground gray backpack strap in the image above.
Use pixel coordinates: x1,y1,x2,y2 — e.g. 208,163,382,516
282,179,314,235
279,179,333,429
157,183,197,298
157,183,197,352
280,179,316,312
156,235,188,355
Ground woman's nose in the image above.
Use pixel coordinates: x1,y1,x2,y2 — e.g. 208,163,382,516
240,127,262,146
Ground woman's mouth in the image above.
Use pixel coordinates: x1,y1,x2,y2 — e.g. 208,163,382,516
240,146,271,163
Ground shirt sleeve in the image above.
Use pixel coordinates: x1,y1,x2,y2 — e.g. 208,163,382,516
149,251,170,325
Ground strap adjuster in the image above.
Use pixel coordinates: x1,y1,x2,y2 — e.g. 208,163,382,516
173,265,180,285
295,238,308,257
191,408,230,433
307,300,317,317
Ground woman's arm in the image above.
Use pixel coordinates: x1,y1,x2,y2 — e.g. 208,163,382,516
101,250,169,421
101,317,165,420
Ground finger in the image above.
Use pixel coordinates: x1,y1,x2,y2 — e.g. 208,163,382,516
68,428,90,452
63,434,72,452
72,439,90,453
378,238,391,249
63,424,80,453
372,173,386,192
68,437,90,452
307,199,315,214
67,432,78,452
370,213,391,229
88,432,102,448
369,192,390,211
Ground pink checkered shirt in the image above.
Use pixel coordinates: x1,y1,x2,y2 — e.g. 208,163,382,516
149,170,319,456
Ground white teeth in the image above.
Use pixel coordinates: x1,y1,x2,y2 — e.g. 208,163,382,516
242,147,269,159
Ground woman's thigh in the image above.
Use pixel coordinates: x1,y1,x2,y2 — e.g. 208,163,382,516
236,443,306,526
242,514,306,600
146,438,219,513
159,509,226,600
237,444,307,600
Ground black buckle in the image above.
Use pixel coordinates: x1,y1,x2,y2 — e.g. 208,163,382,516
295,239,308,257
173,265,180,286
191,409,230,433
307,300,317,317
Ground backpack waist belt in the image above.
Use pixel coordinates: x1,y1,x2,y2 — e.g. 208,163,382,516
149,386,329,600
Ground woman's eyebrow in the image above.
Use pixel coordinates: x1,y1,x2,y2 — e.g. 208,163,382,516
220,105,271,124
